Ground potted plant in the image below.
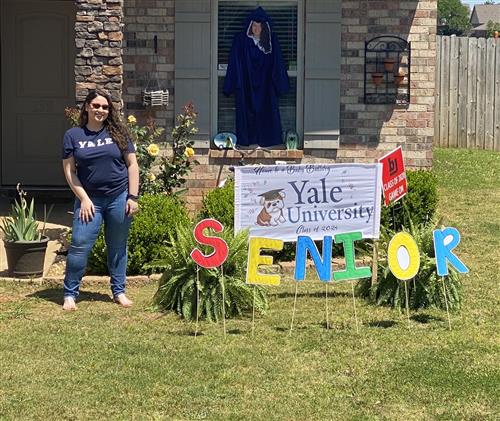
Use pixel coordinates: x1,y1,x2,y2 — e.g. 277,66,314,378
371,72,384,86
394,69,406,86
383,57,397,72
1,184,51,278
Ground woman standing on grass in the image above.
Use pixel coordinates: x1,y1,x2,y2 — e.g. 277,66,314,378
61,89,139,311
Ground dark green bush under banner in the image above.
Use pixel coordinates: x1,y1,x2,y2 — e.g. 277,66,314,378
381,170,438,230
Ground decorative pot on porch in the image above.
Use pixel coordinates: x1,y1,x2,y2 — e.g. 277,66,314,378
394,69,406,86
0,184,52,278
383,57,397,72
371,72,384,86
4,237,49,277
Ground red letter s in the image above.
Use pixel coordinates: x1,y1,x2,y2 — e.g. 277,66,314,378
190,219,229,269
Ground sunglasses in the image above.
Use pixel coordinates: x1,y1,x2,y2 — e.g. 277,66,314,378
90,103,109,111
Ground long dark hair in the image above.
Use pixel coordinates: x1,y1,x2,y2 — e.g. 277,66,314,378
259,22,271,54
79,89,130,151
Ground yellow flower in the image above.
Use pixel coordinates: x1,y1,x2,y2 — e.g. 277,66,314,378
147,173,156,182
147,143,159,157
184,147,195,157
127,115,137,125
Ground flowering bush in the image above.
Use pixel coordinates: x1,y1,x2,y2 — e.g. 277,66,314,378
155,102,199,195
127,115,164,194
128,104,199,195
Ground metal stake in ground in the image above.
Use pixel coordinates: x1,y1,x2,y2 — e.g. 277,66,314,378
325,283,330,329
221,265,226,338
371,240,379,292
351,282,360,334
289,282,299,336
195,265,200,337
441,276,452,330
404,279,411,329
252,285,256,337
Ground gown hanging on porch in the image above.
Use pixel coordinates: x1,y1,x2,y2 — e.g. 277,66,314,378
223,7,289,147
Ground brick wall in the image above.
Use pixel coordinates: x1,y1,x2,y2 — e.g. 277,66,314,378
122,0,175,130
116,0,437,213
75,0,125,108
337,0,436,168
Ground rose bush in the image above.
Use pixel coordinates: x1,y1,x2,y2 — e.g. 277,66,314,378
126,115,164,194
154,102,199,196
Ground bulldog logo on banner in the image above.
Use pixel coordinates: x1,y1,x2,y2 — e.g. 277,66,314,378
256,189,287,226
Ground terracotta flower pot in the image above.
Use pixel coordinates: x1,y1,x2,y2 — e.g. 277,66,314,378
371,73,384,86
394,75,404,86
383,57,397,72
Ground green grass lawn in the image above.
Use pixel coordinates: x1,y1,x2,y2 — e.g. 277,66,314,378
1,148,499,421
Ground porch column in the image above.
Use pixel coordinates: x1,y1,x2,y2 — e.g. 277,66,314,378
74,0,124,109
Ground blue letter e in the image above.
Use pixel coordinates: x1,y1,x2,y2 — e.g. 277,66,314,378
433,227,469,276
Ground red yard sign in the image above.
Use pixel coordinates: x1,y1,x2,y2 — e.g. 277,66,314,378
378,146,407,206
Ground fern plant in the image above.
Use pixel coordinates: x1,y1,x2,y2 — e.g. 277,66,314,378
357,218,463,312
152,224,268,321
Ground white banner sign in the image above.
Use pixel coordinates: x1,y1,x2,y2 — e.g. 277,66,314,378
234,163,382,242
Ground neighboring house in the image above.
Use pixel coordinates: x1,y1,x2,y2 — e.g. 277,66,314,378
469,4,500,37
0,0,437,212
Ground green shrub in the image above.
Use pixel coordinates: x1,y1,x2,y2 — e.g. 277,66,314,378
381,170,438,231
198,180,234,228
85,228,107,275
356,219,463,312
272,242,296,262
152,224,268,321
86,194,190,275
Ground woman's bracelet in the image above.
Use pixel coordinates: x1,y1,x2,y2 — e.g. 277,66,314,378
127,194,139,201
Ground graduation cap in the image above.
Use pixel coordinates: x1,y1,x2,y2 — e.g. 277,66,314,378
258,189,284,200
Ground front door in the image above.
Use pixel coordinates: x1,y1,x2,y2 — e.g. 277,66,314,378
0,0,75,187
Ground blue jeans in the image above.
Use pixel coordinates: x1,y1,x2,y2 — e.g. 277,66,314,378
63,190,132,299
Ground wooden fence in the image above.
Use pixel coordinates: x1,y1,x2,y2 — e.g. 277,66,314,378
435,35,500,151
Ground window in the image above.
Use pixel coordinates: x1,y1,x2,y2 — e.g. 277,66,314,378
216,0,300,143
175,0,339,150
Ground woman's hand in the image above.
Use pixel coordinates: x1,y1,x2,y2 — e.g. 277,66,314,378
79,198,95,223
126,198,139,216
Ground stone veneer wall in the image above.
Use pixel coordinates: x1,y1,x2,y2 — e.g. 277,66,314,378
75,0,124,107
87,0,436,213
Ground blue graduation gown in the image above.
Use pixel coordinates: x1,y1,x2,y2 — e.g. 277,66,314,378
223,7,289,147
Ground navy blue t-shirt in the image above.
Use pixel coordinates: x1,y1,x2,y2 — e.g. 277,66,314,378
62,126,135,197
